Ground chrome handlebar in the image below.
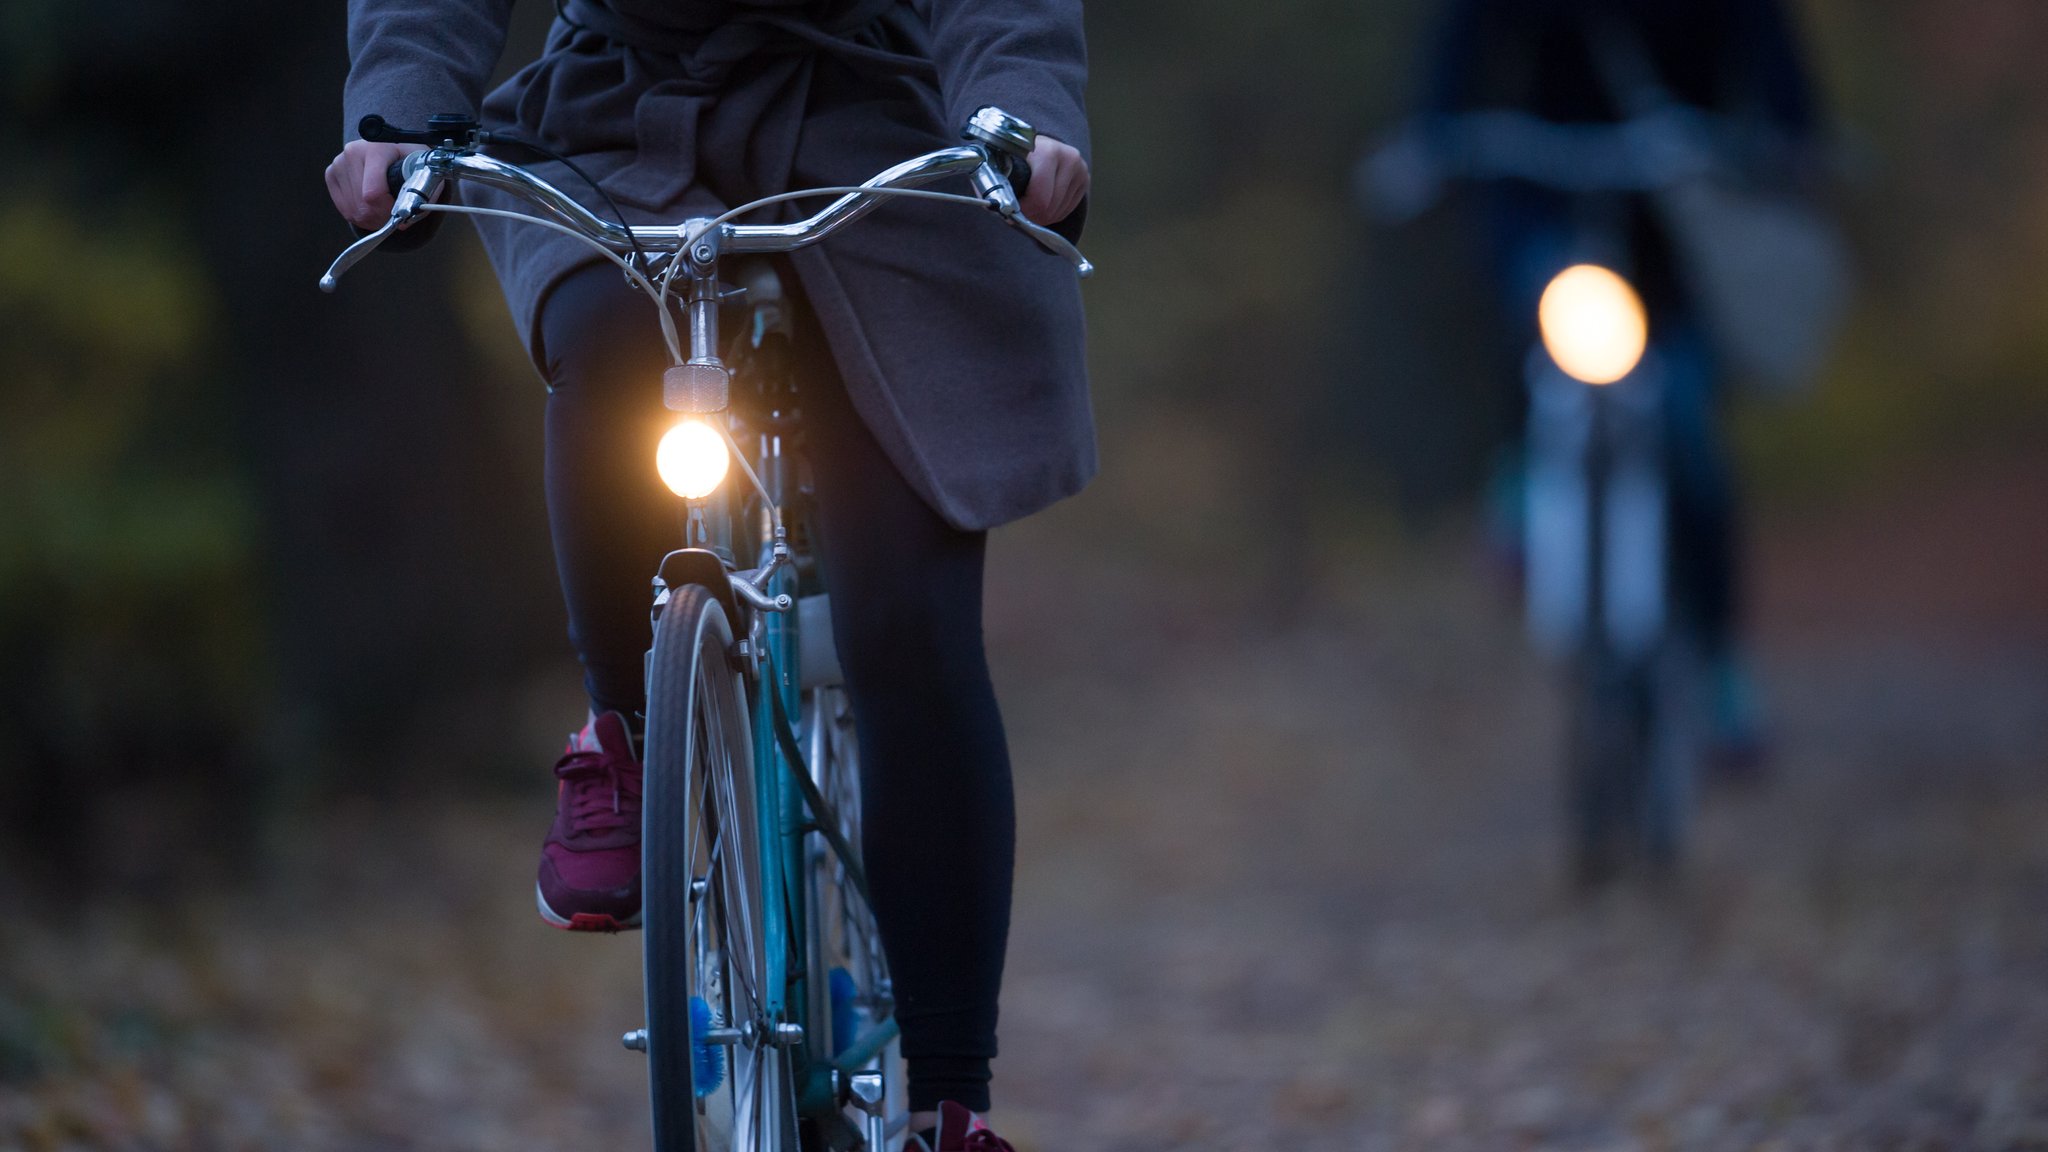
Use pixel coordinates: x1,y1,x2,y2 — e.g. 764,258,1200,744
320,133,1091,291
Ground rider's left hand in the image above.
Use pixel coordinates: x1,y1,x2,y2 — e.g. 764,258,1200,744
1022,135,1088,226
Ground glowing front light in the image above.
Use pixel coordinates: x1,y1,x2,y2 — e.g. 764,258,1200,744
657,419,730,500
1538,264,1648,385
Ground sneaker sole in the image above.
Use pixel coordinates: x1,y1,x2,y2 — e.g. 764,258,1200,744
535,882,642,933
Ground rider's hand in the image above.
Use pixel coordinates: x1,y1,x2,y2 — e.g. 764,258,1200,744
1021,135,1088,227
324,139,426,230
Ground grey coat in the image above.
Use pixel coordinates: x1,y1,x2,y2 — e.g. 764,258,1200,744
344,0,1094,530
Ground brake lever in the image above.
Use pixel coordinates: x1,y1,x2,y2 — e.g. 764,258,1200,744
319,217,405,292
969,158,1092,278
1004,211,1093,278
318,152,442,291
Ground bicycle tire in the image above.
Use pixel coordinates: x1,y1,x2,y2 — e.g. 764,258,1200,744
1567,643,1700,885
1566,653,1652,887
1641,634,1705,871
644,585,793,1152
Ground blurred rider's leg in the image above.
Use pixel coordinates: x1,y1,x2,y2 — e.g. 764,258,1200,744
1657,319,1767,771
1480,183,1573,584
1633,199,1768,774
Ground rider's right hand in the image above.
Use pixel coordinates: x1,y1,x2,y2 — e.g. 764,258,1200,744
325,139,425,230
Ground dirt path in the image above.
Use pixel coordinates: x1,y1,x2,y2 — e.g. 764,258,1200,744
3,457,2045,1150
988,455,2048,1150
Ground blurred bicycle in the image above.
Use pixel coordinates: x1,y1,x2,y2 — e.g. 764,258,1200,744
1361,0,1839,882
1363,95,1836,880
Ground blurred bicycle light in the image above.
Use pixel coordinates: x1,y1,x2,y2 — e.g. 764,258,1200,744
657,418,731,500
1539,264,1647,385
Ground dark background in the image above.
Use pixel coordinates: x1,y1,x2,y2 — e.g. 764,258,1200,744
5,1,2047,1147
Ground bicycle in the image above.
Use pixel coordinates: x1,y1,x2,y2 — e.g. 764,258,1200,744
321,104,1090,1151
1364,113,1720,883
1528,258,1703,884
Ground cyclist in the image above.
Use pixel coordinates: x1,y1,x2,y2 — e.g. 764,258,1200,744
1409,0,1821,769
324,0,1091,1144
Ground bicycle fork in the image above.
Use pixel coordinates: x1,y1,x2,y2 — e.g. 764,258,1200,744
1524,346,1668,664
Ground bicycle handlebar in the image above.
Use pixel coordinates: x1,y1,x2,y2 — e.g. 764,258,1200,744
1360,107,1816,223
321,108,1090,291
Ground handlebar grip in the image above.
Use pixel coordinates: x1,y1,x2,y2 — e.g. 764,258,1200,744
362,157,444,253
998,151,1031,201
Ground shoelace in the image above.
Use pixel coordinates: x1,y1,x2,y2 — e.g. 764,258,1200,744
554,747,642,836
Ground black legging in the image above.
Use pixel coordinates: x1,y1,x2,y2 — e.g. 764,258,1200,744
539,259,1013,1112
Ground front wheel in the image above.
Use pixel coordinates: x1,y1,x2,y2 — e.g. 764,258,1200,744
1566,653,1653,886
1566,642,1701,886
644,585,795,1152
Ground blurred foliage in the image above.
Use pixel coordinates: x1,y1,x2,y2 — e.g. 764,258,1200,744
0,188,263,885
3,0,2047,883
0,196,246,603
0,0,565,885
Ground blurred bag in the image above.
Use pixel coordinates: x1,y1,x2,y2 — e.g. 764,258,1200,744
1654,173,1850,393
1590,21,1851,395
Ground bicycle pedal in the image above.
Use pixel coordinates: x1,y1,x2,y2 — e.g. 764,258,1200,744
846,1071,885,1115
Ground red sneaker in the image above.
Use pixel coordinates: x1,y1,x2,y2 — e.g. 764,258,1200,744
909,1102,1015,1152
535,711,643,932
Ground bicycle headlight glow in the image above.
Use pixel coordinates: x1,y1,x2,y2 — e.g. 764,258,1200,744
656,419,730,500
1538,264,1647,385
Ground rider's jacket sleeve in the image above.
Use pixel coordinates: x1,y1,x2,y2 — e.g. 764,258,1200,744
342,0,514,141
920,0,1090,162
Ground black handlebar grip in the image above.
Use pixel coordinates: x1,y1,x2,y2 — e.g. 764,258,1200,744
1000,151,1032,201
361,156,444,253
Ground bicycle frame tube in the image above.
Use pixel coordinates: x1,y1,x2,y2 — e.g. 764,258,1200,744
1523,349,1667,663
751,425,803,1031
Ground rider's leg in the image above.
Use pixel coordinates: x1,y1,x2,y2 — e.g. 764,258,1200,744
1482,185,1575,585
1633,199,1765,758
1661,323,1739,654
792,302,1014,1118
537,261,684,722
523,261,679,930
1658,320,1764,756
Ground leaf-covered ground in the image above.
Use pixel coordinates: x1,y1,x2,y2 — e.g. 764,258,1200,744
4,456,2045,1151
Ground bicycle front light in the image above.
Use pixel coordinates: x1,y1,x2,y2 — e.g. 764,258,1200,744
657,419,731,500
1538,264,1647,385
